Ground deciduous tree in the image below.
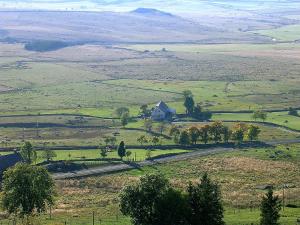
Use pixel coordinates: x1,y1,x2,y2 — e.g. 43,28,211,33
2,164,55,220
20,141,36,164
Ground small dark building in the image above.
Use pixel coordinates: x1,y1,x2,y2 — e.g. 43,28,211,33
0,152,23,179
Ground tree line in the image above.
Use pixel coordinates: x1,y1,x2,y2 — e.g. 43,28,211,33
170,121,261,145
120,173,282,225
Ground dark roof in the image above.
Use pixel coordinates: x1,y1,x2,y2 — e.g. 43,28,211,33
156,101,170,113
0,152,23,174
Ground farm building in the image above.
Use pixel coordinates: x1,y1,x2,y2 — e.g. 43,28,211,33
151,101,176,121
0,152,22,178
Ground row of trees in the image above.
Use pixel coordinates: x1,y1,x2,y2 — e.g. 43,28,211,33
170,121,261,145
120,173,282,225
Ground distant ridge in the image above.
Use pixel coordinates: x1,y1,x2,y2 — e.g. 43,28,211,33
131,8,174,17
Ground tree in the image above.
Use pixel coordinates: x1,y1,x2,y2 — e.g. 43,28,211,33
151,136,160,146
247,125,261,141
222,126,231,144
20,141,37,164
187,173,224,225
2,163,55,219
140,104,151,117
121,112,130,127
137,135,148,146
41,149,57,162
192,104,212,121
118,141,126,160
115,107,129,118
209,121,224,144
145,149,152,159
260,188,281,225
252,110,268,122
120,174,189,225
183,90,193,98
184,96,195,115
188,126,200,144
100,147,107,158
231,124,245,145
169,126,180,144
179,130,190,145
144,119,153,132
199,125,210,144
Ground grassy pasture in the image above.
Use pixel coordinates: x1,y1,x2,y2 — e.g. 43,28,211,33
254,24,300,41
213,111,300,130
2,144,298,225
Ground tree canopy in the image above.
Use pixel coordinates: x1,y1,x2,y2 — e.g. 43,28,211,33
2,163,55,218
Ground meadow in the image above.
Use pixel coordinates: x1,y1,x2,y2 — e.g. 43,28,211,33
1,41,300,224
1,144,299,225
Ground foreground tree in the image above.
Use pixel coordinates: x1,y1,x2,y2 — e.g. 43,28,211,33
118,141,126,160
260,188,281,225
187,173,224,225
2,163,55,220
20,141,37,164
120,174,189,225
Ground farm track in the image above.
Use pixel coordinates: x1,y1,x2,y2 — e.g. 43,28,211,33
52,138,300,180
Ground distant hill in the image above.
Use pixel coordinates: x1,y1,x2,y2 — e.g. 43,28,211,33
0,10,268,44
131,8,174,17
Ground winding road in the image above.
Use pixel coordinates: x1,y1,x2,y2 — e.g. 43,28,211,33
52,138,300,180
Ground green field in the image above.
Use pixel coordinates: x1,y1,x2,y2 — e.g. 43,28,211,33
255,25,300,41
2,144,299,225
213,111,300,130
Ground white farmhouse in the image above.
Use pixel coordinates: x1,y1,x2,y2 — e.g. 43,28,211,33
151,101,176,121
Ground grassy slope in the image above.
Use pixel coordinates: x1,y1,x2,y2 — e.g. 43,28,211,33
213,111,300,130
254,25,300,41
1,144,298,225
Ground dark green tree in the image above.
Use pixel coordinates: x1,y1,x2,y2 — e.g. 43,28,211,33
120,174,189,225
20,141,37,164
2,163,55,219
260,188,281,225
118,141,126,160
184,96,195,115
187,173,225,225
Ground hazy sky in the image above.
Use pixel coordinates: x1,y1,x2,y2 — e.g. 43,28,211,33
0,0,299,13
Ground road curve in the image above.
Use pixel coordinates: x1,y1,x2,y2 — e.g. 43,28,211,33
52,147,235,180
52,138,299,180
